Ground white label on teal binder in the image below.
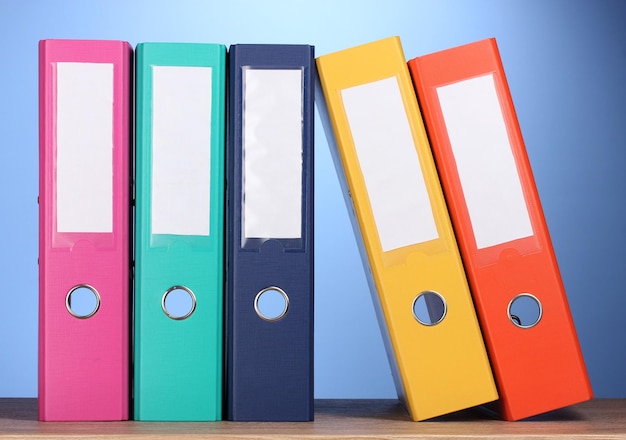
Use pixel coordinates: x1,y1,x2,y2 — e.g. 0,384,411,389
341,76,438,252
437,73,533,249
151,65,212,236
56,62,113,233
242,68,303,239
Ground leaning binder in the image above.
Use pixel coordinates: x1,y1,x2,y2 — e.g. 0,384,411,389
315,36,497,421
226,44,314,421
38,39,131,421
134,43,225,421
408,38,593,420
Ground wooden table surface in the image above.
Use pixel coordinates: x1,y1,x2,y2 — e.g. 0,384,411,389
1,398,626,439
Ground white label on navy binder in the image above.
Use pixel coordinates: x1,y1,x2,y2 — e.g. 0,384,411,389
243,68,303,239
151,66,212,236
56,62,113,233
341,76,438,252
437,74,533,249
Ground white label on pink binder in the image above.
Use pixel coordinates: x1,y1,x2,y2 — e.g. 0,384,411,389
243,68,303,239
56,62,113,233
151,66,212,236
341,76,438,252
437,73,533,249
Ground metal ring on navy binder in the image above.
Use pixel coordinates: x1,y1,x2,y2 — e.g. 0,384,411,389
254,286,290,322
162,285,197,320
65,284,101,319
412,290,447,326
507,292,542,329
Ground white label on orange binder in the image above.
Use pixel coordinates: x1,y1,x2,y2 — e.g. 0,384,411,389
56,62,113,233
341,76,438,252
151,66,212,236
437,74,533,249
243,68,303,239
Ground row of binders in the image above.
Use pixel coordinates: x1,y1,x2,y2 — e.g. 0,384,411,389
39,40,314,422
38,36,592,423
317,36,593,421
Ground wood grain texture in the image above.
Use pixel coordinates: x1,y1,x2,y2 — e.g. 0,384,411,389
1,399,625,439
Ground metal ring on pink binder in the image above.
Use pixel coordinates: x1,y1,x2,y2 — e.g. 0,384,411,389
65,284,101,319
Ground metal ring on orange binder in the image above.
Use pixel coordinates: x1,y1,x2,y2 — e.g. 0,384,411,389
65,284,101,319
161,285,197,320
510,315,522,326
507,293,542,329
254,286,290,322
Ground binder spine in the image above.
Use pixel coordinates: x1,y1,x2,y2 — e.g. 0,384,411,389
38,39,131,421
409,38,592,420
316,37,497,421
226,44,314,422
134,43,225,421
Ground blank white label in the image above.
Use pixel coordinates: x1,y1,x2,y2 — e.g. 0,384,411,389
341,76,438,252
151,66,212,236
437,74,533,249
56,62,113,233
243,68,303,239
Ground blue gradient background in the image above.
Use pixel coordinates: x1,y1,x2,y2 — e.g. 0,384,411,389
1,0,625,399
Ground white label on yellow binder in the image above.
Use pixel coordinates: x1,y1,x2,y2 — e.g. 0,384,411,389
437,74,533,249
56,62,113,233
151,66,212,236
341,76,438,252
243,68,303,240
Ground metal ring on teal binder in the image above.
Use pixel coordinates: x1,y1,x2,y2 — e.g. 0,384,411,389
162,285,197,320
254,286,290,322
65,284,101,319
507,292,542,329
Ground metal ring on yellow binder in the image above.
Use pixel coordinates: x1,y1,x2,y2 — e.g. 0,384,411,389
412,290,447,326
254,286,290,322
162,285,197,320
507,292,542,329
65,284,101,319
